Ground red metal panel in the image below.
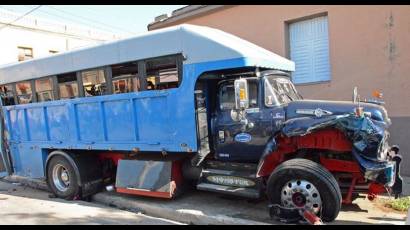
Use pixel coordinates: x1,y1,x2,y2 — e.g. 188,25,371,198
98,152,124,166
116,187,172,199
319,156,360,173
257,129,353,177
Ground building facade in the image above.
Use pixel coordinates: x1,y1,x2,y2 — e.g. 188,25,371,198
149,5,410,176
0,9,121,66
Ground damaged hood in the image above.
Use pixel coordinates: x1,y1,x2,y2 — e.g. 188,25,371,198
281,108,394,185
285,100,390,125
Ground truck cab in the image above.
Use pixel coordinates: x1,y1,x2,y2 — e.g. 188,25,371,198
212,70,299,163
192,68,402,222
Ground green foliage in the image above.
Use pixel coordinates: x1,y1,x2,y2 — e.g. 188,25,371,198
384,196,410,212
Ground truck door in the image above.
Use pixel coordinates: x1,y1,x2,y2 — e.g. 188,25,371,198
212,79,274,163
192,82,211,166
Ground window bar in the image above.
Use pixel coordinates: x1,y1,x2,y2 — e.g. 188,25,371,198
138,61,147,91
52,75,59,100
105,66,113,95
31,79,37,103
77,71,84,98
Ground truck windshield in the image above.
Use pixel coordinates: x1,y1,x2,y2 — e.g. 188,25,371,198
264,75,301,106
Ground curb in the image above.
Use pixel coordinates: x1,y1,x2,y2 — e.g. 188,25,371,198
92,192,271,225
2,175,49,191
2,175,271,225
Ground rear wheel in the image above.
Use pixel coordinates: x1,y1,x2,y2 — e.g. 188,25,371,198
47,155,80,200
266,158,342,222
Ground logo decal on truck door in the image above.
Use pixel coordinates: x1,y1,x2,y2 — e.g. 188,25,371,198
234,133,252,143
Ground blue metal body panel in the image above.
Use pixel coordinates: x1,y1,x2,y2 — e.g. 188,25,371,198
2,57,275,178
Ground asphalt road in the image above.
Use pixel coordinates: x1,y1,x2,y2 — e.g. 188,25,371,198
0,177,407,225
0,180,183,225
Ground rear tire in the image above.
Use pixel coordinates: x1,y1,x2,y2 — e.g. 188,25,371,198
47,155,80,200
266,158,342,222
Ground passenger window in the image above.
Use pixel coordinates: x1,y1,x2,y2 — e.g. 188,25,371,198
220,84,235,110
81,69,107,97
145,56,180,90
16,81,33,104
58,73,79,99
111,62,140,94
0,84,15,105
35,77,54,102
220,80,258,110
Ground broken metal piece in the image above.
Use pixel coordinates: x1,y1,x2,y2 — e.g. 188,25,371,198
105,184,115,192
132,147,139,153
269,204,302,223
269,204,324,225
302,210,323,225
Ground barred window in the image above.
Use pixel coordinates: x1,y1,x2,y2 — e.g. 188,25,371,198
81,69,107,97
111,61,140,94
58,73,79,99
16,81,33,104
35,77,54,102
0,84,15,105
145,55,180,90
18,47,33,61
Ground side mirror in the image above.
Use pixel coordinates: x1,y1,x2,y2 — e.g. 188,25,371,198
234,78,249,110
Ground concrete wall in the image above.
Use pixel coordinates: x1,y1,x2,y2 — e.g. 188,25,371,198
151,5,410,175
0,8,121,66
0,27,104,66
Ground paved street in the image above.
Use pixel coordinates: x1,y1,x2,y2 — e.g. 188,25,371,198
93,187,407,225
0,181,183,225
0,177,407,225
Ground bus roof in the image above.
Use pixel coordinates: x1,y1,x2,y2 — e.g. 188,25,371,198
0,24,295,85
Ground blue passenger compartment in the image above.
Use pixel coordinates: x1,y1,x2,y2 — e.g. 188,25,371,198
0,24,296,183
2,85,198,178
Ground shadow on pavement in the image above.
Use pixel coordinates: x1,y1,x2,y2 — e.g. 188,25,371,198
368,216,405,222
341,203,369,213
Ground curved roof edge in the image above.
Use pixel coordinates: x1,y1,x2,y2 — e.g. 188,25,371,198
0,24,294,85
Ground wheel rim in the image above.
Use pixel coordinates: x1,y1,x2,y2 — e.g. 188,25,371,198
281,179,322,214
52,164,70,192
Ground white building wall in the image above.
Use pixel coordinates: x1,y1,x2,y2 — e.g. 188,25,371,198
0,8,121,66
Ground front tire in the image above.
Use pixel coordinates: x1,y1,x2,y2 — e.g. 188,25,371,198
266,158,342,222
47,155,80,200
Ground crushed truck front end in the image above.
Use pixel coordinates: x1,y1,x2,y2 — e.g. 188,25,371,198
281,105,403,200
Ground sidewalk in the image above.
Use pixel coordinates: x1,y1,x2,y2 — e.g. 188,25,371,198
2,175,407,225
0,180,182,225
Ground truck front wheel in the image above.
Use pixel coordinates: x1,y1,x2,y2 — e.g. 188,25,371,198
266,158,342,222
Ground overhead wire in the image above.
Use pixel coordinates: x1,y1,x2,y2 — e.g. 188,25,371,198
8,5,132,37
0,5,113,42
44,5,136,36
0,5,42,31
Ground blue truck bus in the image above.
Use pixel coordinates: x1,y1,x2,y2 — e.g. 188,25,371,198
0,25,402,223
